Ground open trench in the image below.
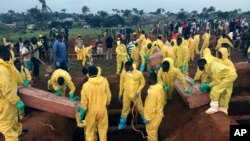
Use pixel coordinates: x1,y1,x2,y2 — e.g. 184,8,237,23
19,62,250,141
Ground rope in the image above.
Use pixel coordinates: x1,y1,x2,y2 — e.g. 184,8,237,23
39,121,54,131
131,97,147,139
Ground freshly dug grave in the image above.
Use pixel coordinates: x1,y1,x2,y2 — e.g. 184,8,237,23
165,110,238,141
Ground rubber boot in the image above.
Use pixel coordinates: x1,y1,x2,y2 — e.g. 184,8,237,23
118,116,127,130
205,101,219,114
140,64,145,72
219,107,228,115
141,115,148,125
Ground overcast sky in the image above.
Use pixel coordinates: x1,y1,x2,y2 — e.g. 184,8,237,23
0,0,249,14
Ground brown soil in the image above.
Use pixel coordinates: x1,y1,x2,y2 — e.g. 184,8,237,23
165,110,238,141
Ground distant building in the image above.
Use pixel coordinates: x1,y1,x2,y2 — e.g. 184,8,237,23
5,23,16,28
27,24,37,30
62,18,74,22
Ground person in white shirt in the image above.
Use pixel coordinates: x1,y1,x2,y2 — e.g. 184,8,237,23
21,40,32,72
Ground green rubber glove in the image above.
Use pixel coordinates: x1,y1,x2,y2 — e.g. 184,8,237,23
16,100,25,110
184,88,192,94
144,55,150,62
199,83,211,92
78,107,87,123
69,93,80,101
23,80,30,87
190,79,196,84
118,95,123,103
55,89,62,96
163,83,170,90
181,65,188,73
126,54,131,61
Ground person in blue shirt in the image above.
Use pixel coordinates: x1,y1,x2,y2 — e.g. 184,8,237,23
53,34,68,71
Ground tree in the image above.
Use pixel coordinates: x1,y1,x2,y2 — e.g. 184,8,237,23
8,10,15,22
132,8,139,15
97,10,108,18
177,8,187,20
61,9,66,13
121,9,132,18
82,6,90,16
38,0,52,26
27,7,42,22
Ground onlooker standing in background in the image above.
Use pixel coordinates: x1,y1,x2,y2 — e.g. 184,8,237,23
53,34,68,71
30,37,40,79
21,40,32,72
105,35,113,60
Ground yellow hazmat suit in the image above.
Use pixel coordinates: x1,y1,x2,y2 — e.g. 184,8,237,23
2,37,7,45
17,66,32,86
116,44,128,74
81,74,111,141
216,48,236,71
0,59,22,141
174,39,190,73
75,45,84,60
139,40,151,71
131,45,140,68
144,83,164,141
48,69,75,96
188,37,195,61
146,42,159,71
157,58,188,101
215,37,234,51
161,45,175,60
194,34,200,54
194,48,215,83
200,32,211,56
203,58,237,114
156,39,164,50
119,65,145,117
82,46,93,66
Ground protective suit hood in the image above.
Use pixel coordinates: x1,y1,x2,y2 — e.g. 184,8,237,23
88,76,105,84
219,48,228,60
162,57,174,72
203,48,212,57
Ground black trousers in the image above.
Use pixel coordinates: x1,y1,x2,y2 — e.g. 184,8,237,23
31,57,40,77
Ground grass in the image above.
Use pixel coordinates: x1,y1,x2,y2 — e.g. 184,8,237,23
0,27,104,43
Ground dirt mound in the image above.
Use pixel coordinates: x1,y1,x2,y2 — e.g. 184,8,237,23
165,110,238,141
20,111,77,141
234,62,250,87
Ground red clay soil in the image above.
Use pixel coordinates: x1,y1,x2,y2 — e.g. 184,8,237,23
20,111,77,141
165,110,238,141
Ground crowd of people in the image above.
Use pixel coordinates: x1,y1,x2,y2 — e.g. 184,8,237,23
0,17,250,141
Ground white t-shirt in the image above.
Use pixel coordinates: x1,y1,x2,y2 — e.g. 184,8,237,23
21,47,31,61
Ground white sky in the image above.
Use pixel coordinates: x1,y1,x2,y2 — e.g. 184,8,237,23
0,0,249,14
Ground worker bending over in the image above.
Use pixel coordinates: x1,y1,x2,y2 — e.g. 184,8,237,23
14,59,32,87
198,58,237,114
48,69,79,101
158,58,192,102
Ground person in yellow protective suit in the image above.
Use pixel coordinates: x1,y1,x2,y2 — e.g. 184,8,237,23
48,69,79,101
144,72,164,141
216,48,236,71
131,42,140,68
2,37,7,45
161,44,175,61
75,36,84,60
248,46,250,63
156,35,164,50
139,31,146,43
198,58,237,114
157,58,192,102
14,59,32,87
174,38,190,74
194,32,200,54
188,34,195,61
79,66,111,141
193,48,215,84
145,42,159,72
82,45,93,66
118,61,147,129
200,30,211,56
139,35,151,72
0,46,24,141
116,41,128,74
215,34,234,51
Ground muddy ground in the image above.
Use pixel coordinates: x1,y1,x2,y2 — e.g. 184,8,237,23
19,36,249,141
